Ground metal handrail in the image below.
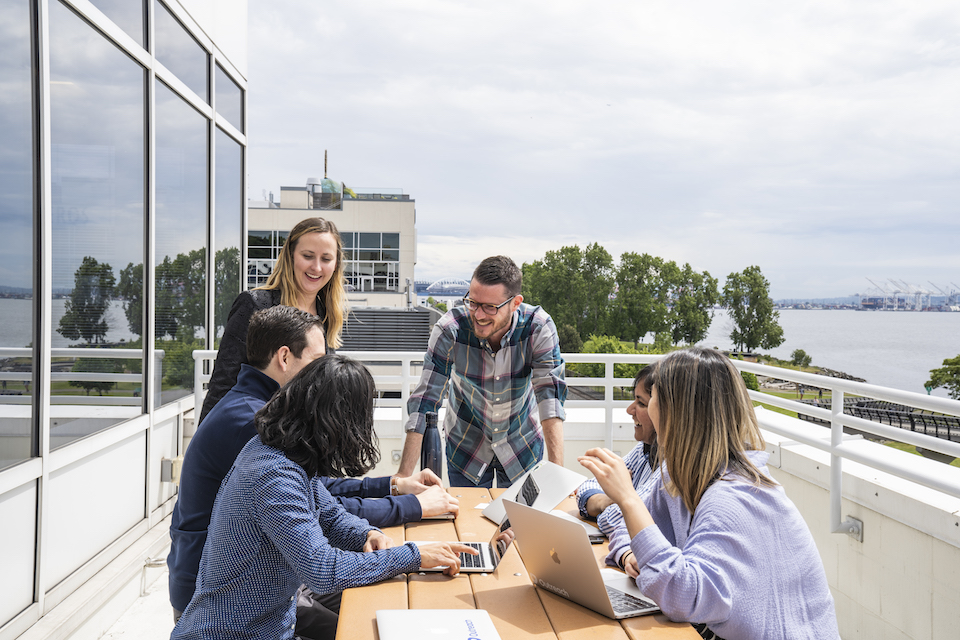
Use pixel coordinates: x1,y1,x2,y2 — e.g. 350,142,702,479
191,349,960,541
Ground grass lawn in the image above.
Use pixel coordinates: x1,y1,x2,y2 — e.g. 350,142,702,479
883,440,960,468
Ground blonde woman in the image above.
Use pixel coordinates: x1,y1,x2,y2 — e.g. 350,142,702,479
200,217,347,422
579,347,839,640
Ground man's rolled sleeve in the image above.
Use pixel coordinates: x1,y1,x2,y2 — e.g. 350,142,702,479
405,320,455,434
530,315,567,421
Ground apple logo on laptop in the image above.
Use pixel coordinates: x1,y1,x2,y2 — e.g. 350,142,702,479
550,548,561,564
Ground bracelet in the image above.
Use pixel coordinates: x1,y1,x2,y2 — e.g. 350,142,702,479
390,476,400,496
619,550,634,570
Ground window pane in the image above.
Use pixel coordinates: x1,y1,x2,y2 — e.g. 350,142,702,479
50,0,146,447
154,80,207,406
358,232,379,249
154,0,207,102
0,0,35,471
88,0,144,47
214,128,242,342
382,249,399,261
358,250,379,261
215,63,243,133
382,233,400,249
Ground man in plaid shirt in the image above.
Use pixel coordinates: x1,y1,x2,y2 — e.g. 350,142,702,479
397,256,567,487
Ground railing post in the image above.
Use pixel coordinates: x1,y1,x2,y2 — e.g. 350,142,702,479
830,387,863,542
604,358,614,450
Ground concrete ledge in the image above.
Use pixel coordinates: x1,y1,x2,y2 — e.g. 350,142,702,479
18,516,172,640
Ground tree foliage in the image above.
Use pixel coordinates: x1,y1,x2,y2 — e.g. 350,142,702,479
609,253,671,345
69,356,122,395
722,265,784,353
927,355,960,400
557,324,583,353
790,348,812,368
570,335,643,380
669,263,720,345
58,256,116,343
522,244,614,338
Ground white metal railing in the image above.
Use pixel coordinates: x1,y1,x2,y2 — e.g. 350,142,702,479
0,347,163,407
192,349,960,541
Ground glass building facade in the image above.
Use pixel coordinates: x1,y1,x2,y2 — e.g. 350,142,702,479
0,0,245,635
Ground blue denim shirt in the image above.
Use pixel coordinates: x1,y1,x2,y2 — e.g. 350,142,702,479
171,437,421,640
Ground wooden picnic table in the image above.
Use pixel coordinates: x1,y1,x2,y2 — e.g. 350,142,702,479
336,487,698,640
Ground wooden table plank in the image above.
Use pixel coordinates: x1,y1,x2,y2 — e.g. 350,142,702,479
408,572,476,609
471,545,558,640
336,575,407,640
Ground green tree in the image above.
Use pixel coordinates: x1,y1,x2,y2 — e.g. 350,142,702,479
609,252,671,346
522,244,614,339
571,335,643,381
741,371,760,391
69,356,122,395
790,348,812,368
117,262,143,336
669,264,719,345
557,324,583,353
58,256,116,343
722,265,784,353
215,246,240,342
927,355,960,400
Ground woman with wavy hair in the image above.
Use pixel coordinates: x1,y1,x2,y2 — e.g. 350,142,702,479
172,355,475,640
580,347,839,640
200,217,348,422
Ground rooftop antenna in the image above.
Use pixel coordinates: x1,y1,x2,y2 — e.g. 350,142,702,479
324,150,328,179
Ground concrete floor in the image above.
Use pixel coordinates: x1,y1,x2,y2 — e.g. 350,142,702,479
101,568,175,640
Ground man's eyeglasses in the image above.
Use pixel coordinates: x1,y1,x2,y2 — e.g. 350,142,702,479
462,295,515,315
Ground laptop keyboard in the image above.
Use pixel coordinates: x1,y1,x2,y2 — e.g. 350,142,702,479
605,585,657,614
460,543,486,568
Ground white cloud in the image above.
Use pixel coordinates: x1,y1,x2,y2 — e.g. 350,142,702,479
248,0,960,298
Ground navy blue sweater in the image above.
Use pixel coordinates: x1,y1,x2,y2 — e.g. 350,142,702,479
167,365,420,612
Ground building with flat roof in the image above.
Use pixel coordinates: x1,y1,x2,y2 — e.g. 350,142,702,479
247,177,417,308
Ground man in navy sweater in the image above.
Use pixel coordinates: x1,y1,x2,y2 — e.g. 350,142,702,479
167,305,458,629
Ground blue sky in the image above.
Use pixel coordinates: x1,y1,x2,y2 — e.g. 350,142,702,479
247,0,960,299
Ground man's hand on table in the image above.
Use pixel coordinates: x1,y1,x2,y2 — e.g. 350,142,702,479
363,530,394,552
415,485,460,518
393,469,442,494
417,542,479,576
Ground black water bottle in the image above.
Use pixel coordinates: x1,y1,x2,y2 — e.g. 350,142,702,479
420,411,442,479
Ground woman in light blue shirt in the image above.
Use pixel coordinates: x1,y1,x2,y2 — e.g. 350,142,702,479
172,355,476,640
580,347,839,640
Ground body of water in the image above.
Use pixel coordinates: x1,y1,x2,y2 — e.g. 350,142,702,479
699,308,960,398
2,299,959,398
0,298,139,349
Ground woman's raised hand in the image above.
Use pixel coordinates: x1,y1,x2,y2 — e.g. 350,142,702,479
578,448,637,507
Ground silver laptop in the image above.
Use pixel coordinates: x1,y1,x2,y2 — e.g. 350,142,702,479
376,609,501,640
409,516,513,573
503,500,660,619
482,460,586,524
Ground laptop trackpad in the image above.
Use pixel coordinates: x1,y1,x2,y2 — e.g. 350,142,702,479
600,569,651,601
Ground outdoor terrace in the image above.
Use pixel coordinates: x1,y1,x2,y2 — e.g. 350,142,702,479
6,352,960,640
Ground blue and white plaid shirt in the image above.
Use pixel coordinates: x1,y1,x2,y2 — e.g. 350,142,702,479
405,303,566,485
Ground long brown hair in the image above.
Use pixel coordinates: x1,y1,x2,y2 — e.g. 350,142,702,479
652,347,774,514
258,217,346,348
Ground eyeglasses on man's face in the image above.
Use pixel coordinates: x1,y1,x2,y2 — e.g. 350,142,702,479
462,295,515,316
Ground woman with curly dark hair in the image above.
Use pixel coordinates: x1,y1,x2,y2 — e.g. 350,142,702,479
172,355,476,640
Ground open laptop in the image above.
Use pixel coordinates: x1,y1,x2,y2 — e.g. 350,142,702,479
409,516,513,573
376,609,501,640
482,460,586,524
503,500,660,619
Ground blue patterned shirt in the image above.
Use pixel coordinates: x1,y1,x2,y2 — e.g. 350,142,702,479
405,303,566,485
576,440,659,540
171,437,421,640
